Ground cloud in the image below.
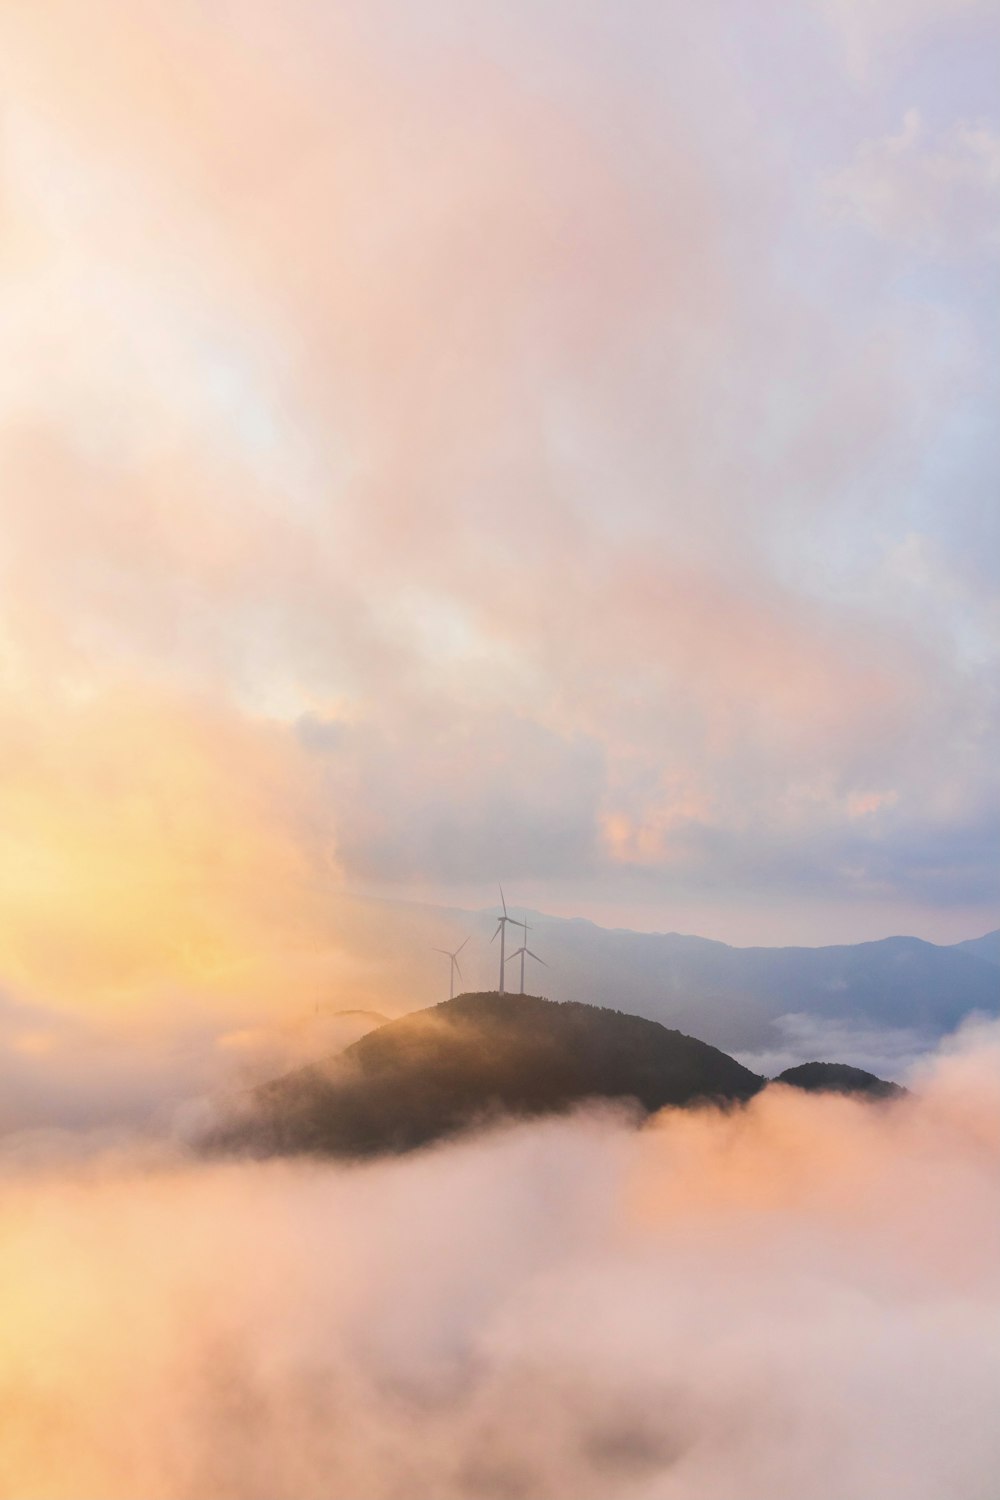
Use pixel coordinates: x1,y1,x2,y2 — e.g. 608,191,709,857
827,109,1000,257
0,682,353,1021
735,1011,939,1080
0,1022,998,1497
0,0,996,973
815,0,996,78
301,706,606,883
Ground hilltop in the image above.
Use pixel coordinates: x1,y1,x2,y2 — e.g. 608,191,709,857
210,991,900,1161
215,993,762,1158
775,1061,905,1100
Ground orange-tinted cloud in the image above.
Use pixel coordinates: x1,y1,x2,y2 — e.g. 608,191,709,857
0,682,347,1022
0,0,996,1007
0,1023,998,1498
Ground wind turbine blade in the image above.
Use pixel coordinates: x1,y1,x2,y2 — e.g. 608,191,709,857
456,936,470,954
505,948,523,962
526,951,547,965
433,948,452,956
499,883,508,916
454,959,462,980
491,923,501,942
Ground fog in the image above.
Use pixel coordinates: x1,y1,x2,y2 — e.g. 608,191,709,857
1,1022,998,1499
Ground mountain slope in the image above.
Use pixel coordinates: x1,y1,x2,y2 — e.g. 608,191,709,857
953,930,1000,969
216,992,764,1159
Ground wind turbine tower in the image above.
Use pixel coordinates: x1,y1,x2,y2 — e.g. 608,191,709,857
505,915,548,994
433,937,469,1000
491,886,524,994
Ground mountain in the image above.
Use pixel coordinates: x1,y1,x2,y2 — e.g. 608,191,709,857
376,898,1000,1063
952,930,1000,969
213,992,765,1159
500,924,1000,1049
775,1061,903,1100
323,895,999,1072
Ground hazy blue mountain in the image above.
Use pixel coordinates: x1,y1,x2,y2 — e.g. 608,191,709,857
952,929,1000,968
423,911,1000,1055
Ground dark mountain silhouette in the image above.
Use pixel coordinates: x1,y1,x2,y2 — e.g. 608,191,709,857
213,992,764,1159
775,1061,903,1100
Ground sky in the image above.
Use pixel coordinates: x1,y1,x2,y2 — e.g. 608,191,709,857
0,0,998,1036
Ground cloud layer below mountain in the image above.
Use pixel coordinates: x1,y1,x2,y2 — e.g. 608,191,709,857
2,1019,998,1499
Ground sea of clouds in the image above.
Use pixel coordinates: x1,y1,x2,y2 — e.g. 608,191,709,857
1,1019,998,1499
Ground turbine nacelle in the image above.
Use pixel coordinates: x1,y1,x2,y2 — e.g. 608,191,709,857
506,948,546,966
491,917,525,940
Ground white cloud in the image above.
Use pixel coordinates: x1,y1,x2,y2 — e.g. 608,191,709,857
736,1011,939,1081
827,109,1000,257
817,0,992,79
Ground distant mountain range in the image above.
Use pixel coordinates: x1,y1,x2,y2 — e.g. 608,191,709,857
372,901,1000,1066
211,992,901,1160
488,922,1000,1049
953,930,1000,968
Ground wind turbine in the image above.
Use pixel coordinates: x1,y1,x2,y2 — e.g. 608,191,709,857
433,936,469,1000
505,916,547,994
491,885,524,994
